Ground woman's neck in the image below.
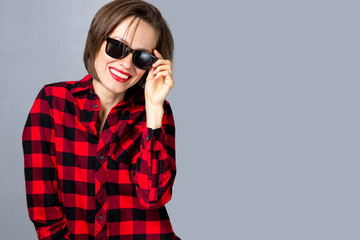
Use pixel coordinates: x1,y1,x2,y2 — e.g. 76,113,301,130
92,79,125,114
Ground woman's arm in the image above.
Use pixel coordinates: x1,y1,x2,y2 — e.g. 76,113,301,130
130,50,176,208
22,87,71,240
130,100,176,209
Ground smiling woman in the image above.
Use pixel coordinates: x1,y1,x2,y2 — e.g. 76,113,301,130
22,0,180,239
92,16,160,133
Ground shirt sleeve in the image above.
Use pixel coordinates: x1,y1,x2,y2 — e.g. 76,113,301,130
130,100,177,209
22,87,71,240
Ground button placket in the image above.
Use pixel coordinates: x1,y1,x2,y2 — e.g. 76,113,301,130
94,117,113,234
94,104,122,237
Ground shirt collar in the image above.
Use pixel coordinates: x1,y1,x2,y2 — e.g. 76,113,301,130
70,74,94,95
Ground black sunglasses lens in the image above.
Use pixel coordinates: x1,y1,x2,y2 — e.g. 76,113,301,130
106,39,127,59
106,37,156,70
133,52,156,70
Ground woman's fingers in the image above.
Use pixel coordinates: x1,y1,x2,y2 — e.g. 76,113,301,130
152,50,172,68
153,49,163,59
154,65,172,75
153,59,171,68
144,50,174,105
151,50,173,83
154,70,173,83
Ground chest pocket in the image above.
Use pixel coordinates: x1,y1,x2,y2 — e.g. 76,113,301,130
108,123,143,168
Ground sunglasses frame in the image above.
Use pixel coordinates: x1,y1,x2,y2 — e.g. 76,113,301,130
104,36,158,70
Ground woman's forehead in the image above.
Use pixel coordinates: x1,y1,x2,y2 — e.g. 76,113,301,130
110,17,158,51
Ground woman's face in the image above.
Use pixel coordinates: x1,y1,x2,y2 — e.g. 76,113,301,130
94,17,158,97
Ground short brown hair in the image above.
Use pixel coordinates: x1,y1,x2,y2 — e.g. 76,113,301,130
83,0,174,86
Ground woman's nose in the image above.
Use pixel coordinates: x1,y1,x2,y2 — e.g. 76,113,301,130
119,52,133,69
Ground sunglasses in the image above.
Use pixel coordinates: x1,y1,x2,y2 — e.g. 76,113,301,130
104,36,157,70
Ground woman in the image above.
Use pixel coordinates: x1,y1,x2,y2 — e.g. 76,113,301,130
22,0,180,239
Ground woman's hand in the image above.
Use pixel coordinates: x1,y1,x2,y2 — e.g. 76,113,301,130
144,50,174,129
145,50,174,107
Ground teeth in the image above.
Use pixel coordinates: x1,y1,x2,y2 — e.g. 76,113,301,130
110,68,129,79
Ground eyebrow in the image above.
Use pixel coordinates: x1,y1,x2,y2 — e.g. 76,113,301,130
112,36,152,53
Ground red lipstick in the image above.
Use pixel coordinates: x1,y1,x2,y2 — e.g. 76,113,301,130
109,67,132,82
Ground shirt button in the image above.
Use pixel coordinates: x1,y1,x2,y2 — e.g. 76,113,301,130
94,104,98,109
146,136,150,141
99,215,103,221
99,155,104,160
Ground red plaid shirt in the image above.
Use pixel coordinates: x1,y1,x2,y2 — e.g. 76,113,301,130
22,75,180,240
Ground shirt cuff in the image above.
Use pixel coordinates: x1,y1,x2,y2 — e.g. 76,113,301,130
142,127,165,150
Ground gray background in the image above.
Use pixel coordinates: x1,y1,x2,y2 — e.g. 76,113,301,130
1,0,359,239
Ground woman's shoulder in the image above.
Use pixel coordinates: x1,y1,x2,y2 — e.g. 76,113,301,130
41,75,92,97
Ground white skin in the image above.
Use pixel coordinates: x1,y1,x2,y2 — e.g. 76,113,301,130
93,17,174,133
